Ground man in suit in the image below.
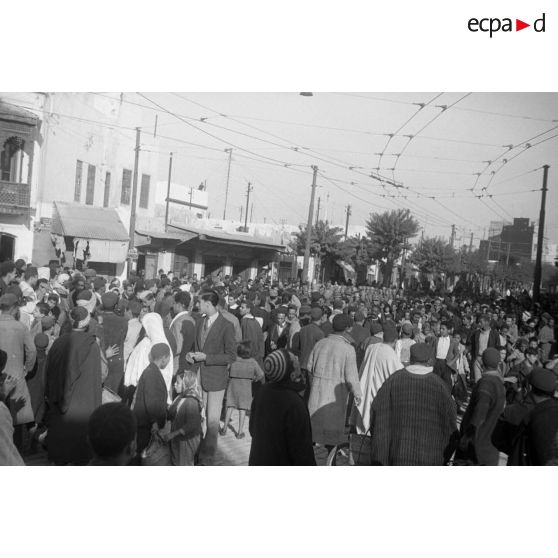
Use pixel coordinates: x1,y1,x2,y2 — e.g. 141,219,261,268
433,320,460,392
188,290,236,465
470,314,501,383
265,306,290,356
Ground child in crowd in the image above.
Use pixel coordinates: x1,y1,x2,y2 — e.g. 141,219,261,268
165,369,204,465
220,341,264,439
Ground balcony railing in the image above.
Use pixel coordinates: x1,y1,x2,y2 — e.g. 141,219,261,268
0,180,31,208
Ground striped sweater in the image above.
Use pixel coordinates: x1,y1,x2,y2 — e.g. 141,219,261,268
370,368,458,465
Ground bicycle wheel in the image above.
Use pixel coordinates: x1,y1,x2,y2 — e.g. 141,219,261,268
326,442,352,466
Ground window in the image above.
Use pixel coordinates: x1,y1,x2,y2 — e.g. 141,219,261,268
120,169,132,205
85,164,96,205
74,160,83,202
1,136,28,183
103,171,111,207
139,173,150,209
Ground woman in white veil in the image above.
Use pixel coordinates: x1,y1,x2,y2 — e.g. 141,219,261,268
124,312,173,403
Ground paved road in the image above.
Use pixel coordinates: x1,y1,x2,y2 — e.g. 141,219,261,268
24,408,330,466
24,395,507,466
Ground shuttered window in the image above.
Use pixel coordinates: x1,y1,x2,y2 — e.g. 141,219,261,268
74,160,83,202
121,169,132,205
103,171,111,207
85,164,96,205
139,173,150,209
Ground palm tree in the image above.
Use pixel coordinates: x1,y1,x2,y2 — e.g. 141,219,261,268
290,220,344,279
366,208,420,287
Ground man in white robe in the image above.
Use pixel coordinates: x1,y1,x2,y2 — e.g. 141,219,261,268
354,324,402,434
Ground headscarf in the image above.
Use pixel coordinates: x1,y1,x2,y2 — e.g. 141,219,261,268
124,312,173,402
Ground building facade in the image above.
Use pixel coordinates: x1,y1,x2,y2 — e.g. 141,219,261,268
0,93,161,274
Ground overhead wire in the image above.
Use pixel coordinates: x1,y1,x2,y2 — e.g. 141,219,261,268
331,92,557,123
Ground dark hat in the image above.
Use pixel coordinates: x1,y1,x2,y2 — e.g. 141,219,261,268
34,333,50,349
299,305,311,316
370,322,383,335
401,323,413,336
383,323,398,343
410,343,432,364
77,289,94,302
84,268,97,278
529,367,557,393
70,306,90,329
332,313,351,332
333,299,344,310
264,349,291,383
41,316,56,330
482,347,501,370
101,291,119,309
310,291,321,302
310,307,323,321
0,293,18,308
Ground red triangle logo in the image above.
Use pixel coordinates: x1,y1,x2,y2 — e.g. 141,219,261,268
516,19,530,31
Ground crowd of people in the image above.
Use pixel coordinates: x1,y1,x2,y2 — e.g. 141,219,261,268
0,256,557,466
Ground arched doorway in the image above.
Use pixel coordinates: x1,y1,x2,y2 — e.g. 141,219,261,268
0,233,15,262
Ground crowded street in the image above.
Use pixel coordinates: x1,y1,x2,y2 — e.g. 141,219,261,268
1,92,557,468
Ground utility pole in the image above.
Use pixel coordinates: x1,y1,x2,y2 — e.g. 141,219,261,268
469,232,474,253
128,127,141,275
302,165,318,283
223,148,232,220
344,204,352,239
315,196,321,226
164,152,173,232
533,165,549,302
239,205,243,223
243,182,252,231
450,224,456,249
506,241,511,266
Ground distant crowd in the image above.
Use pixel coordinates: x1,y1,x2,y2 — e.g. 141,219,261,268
0,257,557,466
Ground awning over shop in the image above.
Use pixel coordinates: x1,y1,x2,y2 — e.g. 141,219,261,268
52,202,129,263
52,202,129,240
135,229,194,248
171,225,286,254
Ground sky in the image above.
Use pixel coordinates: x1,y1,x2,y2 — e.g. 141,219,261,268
108,92,558,249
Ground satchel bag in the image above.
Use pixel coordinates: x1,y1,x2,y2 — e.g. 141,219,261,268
141,431,171,466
